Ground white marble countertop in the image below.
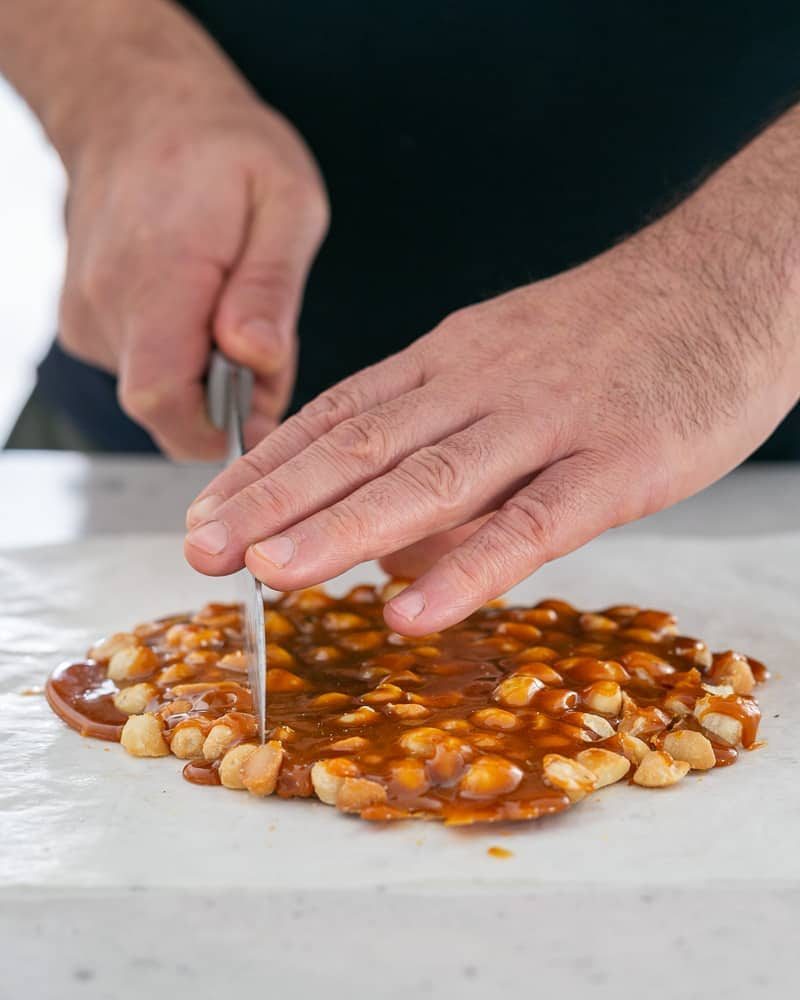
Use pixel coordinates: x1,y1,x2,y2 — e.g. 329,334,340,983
1,452,798,1000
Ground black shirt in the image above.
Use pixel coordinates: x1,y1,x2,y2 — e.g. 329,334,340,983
36,1,800,456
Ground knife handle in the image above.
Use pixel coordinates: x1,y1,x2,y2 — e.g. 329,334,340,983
206,350,255,466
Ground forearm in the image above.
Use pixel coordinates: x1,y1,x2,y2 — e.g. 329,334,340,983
0,0,250,167
621,104,800,401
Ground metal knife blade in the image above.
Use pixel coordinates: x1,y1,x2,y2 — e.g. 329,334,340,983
207,351,267,744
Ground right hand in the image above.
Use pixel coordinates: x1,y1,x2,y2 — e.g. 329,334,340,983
57,42,328,457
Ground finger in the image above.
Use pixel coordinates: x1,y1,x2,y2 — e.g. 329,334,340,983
57,261,117,373
57,316,116,372
382,452,630,635
185,383,484,574
242,337,299,447
242,416,539,588
378,516,490,578
241,369,293,450
243,411,278,451
117,258,227,460
214,184,327,378
185,348,426,527
57,195,119,372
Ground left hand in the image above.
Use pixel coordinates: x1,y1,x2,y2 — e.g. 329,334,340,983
183,220,799,634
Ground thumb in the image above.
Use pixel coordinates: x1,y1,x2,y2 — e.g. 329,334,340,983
215,186,328,377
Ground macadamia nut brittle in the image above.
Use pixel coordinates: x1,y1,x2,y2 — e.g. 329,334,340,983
46,584,768,825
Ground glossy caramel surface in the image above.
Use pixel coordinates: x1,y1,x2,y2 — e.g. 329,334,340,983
46,585,767,824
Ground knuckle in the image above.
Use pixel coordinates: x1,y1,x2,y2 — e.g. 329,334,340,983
323,501,372,548
431,308,481,353
237,469,296,524
388,343,428,384
237,450,271,481
439,306,472,331
288,179,330,234
323,413,393,469
442,545,489,595
399,446,468,509
117,382,159,421
117,370,174,423
498,492,554,556
297,385,363,434
234,257,296,302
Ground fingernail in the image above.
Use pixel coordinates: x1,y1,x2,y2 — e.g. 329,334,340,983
186,494,224,529
252,535,295,568
185,520,229,555
239,318,285,356
389,589,426,621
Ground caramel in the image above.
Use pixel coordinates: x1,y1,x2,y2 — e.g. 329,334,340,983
45,586,767,824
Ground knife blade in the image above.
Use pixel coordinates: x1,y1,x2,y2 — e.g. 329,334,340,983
206,351,267,744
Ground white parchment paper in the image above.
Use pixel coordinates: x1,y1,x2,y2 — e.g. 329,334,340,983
1,532,798,895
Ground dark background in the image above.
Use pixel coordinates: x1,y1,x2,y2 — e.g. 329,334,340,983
19,1,800,456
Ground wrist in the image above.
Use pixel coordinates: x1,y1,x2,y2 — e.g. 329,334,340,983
594,197,800,432
632,108,800,382
35,2,254,173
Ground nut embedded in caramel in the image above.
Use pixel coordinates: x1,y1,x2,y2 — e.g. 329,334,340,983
120,712,169,758
45,585,767,825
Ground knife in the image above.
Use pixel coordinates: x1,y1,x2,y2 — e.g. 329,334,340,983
206,351,268,744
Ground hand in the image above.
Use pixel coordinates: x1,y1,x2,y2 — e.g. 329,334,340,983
57,33,328,457
183,206,797,633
